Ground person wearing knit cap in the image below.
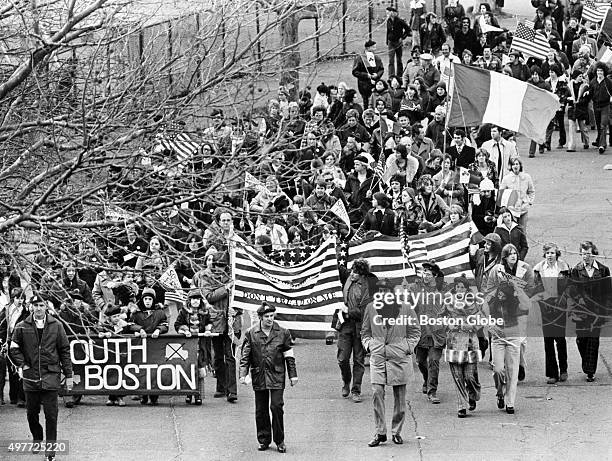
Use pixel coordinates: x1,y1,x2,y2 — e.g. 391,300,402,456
132,287,169,405
175,289,212,405
352,38,385,109
362,192,397,236
240,302,298,453
471,232,502,292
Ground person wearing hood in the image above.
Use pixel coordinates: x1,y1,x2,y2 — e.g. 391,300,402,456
362,192,397,236
132,287,169,405
494,208,529,261
532,243,571,385
426,81,448,117
175,289,213,405
199,252,241,403
444,276,483,418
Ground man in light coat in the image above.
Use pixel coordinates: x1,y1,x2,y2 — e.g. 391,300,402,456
361,279,421,447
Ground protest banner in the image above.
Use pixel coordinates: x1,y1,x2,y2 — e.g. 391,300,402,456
61,336,199,396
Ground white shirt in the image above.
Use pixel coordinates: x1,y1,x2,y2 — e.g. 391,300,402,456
481,137,519,180
541,260,560,298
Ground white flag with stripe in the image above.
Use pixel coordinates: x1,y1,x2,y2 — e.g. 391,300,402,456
231,238,344,338
330,200,350,227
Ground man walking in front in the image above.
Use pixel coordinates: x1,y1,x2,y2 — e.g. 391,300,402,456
338,259,378,403
386,6,411,78
240,303,298,453
361,279,421,447
10,296,73,461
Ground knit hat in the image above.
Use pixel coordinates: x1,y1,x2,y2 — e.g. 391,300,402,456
141,287,156,301
483,233,502,253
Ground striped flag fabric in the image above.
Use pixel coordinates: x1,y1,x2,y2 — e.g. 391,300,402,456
510,22,550,60
584,0,609,23
231,238,344,338
496,188,520,209
158,263,186,304
375,152,386,179
448,64,560,144
159,132,199,163
346,218,474,285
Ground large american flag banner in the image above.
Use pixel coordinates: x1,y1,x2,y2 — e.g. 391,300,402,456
158,131,200,163
510,22,550,61
584,0,611,23
340,218,475,285
231,239,344,338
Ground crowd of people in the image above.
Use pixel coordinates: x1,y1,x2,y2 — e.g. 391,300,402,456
0,0,611,457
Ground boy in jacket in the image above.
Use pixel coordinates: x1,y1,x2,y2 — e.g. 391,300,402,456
175,289,212,405
132,287,168,405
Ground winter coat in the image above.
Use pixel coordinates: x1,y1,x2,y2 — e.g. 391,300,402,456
239,321,295,391
361,301,421,385
352,53,384,95
444,301,483,363
198,268,232,335
131,304,169,335
494,222,529,261
344,171,378,225
91,271,117,311
342,273,379,323
362,208,397,236
566,260,612,331
414,192,450,227
9,314,73,391
413,282,447,348
174,305,211,336
471,249,500,292
61,271,95,307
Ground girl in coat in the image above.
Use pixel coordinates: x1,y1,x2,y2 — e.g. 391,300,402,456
362,192,397,236
433,154,465,208
368,80,392,111
444,276,482,418
414,174,450,229
494,207,529,261
399,85,424,125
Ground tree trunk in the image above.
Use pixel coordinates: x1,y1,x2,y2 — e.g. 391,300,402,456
278,5,318,101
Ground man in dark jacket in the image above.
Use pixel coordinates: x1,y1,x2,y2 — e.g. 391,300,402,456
352,40,385,108
344,155,378,226
240,303,297,453
589,62,612,153
454,17,478,58
448,129,476,169
386,6,411,77
10,295,73,460
337,259,378,403
201,255,240,402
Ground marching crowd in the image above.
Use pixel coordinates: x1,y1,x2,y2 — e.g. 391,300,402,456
0,0,611,457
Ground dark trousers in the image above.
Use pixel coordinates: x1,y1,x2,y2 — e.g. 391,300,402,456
387,41,404,77
337,320,365,394
594,106,609,147
358,85,373,109
254,389,285,446
415,345,442,396
576,330,600,375
1,359,25,403
212,334,237,396
544,337,567,379
545,109,566,147
25,390,58,456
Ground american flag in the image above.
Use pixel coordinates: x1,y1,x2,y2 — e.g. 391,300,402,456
158,131,199,163
375,152,386,179
343,218,474,286
510,22,551,61
584,0,611,23
158,263,186,305
269,245,317,266
231,239,344,338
